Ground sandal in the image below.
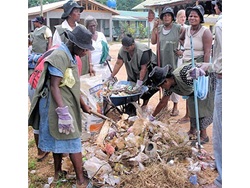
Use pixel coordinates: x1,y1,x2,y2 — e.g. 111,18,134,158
53,171,68,184
178,117,190,124
170,109,179,116
37,151,49,161
200,136,209,145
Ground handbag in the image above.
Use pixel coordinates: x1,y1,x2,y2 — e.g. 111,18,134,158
195,75,209,100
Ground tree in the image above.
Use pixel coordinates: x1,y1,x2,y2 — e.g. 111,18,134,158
28,0,65,8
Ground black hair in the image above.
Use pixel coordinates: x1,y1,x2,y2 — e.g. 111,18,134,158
216,1,222,12
121,34,134,47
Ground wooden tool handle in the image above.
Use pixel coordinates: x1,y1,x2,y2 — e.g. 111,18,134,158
90,110,110,120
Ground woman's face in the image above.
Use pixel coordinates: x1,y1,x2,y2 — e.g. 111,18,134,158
122,44,135,53
160,78,172,90
162,13,173,26
74,45,89,57
214,4,220,14
188,10,201,26
177,12,186,25
87,20,97,34
69,8,81,22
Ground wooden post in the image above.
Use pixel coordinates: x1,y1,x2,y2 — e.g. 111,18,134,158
40,0,43,16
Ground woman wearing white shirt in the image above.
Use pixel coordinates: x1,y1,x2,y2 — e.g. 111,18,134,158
52,0,93,76
84,15,111,81
176,9,190,124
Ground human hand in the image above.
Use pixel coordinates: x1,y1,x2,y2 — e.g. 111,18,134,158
132,80,143,92
104,76,118,87
55,106,75,135
186,67,206,80
174,49,183,58
148,114,156,122
89,65,96,76
82,104,92,114
153,18,159,29
135,80,143,88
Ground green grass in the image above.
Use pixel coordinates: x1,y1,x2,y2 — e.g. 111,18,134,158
28,158,37,170
28,139,35,149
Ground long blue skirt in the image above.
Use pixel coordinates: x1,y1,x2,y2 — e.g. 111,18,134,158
38,92,81,154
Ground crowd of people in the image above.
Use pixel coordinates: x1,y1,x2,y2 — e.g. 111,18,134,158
28,0,222,187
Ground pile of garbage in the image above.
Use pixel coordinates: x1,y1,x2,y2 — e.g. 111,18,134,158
62,103,217,187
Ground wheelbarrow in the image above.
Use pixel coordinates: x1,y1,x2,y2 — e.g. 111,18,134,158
103,80,148,116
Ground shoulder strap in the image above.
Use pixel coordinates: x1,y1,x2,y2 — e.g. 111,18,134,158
54,25,66,36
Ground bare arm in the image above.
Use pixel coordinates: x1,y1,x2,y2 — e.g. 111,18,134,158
139,64,147,81
111,59,123,77
151,19,160,45
50,75,64,107
86,50,95,76
47,37,53,50
80,96,91,114
179,28,186,47
202,29,213,62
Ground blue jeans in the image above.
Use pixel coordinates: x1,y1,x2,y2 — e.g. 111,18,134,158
213,78,222,187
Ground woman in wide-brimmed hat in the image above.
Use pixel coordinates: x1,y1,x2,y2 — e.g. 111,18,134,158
179,4,215,145
29,25,94,188
150,6,186,118
53,0,94,76
53,0,84,45
30,16,52,54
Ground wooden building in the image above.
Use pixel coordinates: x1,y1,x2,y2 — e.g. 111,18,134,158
28,0,119,41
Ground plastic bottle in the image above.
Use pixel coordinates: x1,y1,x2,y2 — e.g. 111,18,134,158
189,174,198,185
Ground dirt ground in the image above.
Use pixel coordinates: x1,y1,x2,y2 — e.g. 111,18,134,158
28,41,215,187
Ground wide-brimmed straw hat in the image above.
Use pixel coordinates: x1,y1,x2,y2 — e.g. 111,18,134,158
61,0,84,19
186,5,205,23
149,65,172,87
64,25,94,51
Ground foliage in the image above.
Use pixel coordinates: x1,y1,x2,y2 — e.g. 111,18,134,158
28,0,65,8
119,22,136,38
138,23,147,39
28,0,145,10
127,24,136,38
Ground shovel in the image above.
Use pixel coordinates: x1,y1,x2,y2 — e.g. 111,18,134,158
190,36,201,150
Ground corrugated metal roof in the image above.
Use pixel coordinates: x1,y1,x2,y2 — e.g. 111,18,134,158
28,0,119,16
117,10,158,20
118,10,148,17
28,0,66,15
144,0,185,7
112,15,137,21
132,0,160,10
